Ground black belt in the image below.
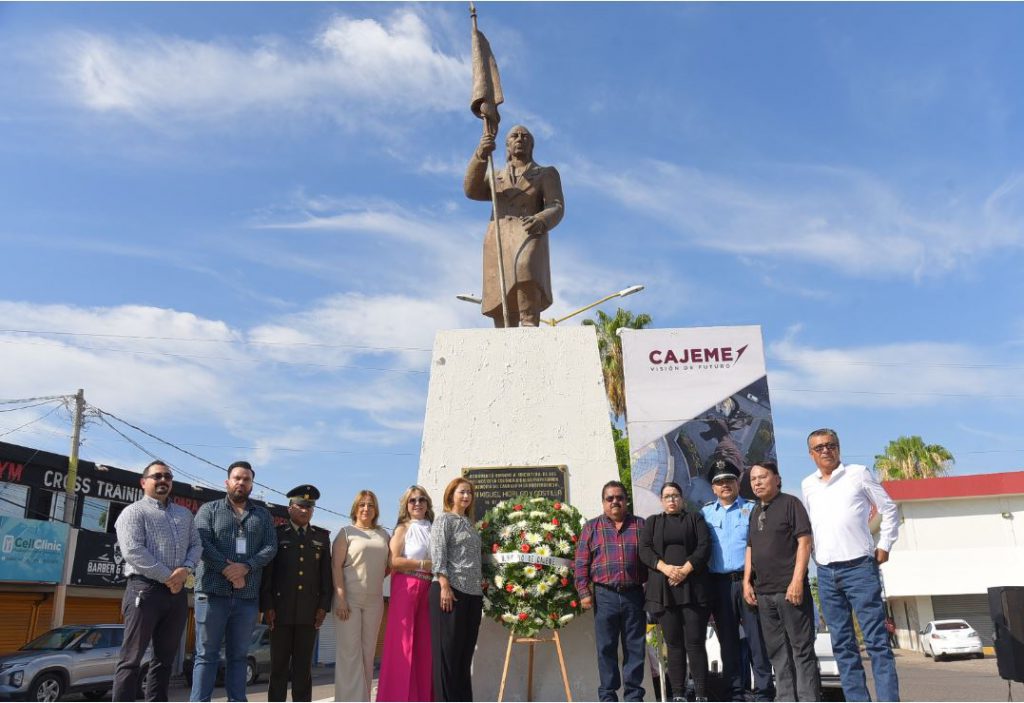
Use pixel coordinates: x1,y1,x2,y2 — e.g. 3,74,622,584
712,571,745,582
594,581,642,593
128,574,162,585
820,555,873,569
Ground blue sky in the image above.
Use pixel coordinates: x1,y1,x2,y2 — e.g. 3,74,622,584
1,2,1023,534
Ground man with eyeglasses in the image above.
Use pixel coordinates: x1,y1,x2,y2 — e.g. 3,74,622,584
260,484,332,702
574,480,648,702
113,460,202,701
744,462,820,702
801,429,900,702
701,458,774,702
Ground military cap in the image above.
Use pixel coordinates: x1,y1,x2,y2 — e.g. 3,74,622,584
286,484,320,506
709,456,741,483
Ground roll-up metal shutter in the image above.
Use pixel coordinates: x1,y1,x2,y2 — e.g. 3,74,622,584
64,596,123,625
317,612,336,665
0,593,46,654
931,594,994,646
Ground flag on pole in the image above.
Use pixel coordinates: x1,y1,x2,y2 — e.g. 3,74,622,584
470,25,503,134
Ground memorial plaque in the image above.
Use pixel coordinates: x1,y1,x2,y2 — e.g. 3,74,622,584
462,465,568,519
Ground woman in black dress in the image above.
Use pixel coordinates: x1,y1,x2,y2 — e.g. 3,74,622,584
640,481,712,702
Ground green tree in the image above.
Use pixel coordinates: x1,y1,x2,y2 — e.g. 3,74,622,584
873,435,954,481
583,308,652,502
582,307,652,423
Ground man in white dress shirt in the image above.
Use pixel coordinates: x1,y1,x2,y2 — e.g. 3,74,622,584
801,429,900,702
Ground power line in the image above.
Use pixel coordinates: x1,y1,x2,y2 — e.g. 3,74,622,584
0,395,71,405
0,399,66,413
0,403,64,439
91,405,349,518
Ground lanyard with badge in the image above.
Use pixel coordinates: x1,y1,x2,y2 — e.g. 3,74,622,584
234,508,251,556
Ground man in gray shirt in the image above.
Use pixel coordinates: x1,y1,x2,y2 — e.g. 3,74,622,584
113,459,202,701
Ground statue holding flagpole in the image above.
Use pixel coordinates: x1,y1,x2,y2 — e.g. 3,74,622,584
465,4,565,328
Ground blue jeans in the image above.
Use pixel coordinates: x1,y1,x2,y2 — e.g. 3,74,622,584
593,586,646,702
190,593,260,702
817,557,900,702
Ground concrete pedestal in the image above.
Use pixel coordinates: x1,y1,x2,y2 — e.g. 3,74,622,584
418,327,651,701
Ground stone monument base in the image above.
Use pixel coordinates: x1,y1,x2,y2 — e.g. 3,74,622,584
417,327,653,701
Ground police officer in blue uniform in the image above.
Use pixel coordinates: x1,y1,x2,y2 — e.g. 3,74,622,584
260,485,332,702
702,459,775,702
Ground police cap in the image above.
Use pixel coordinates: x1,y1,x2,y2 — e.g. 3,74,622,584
286,484,320,507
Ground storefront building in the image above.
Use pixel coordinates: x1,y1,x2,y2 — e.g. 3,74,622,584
0,440,290,655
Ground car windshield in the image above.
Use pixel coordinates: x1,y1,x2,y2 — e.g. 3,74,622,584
20,627,90,651
936,622,970,630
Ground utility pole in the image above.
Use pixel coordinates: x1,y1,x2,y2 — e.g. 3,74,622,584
51,388,84,628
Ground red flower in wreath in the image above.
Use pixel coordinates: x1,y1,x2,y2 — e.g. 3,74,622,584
518,612,528,621
492,543,500,553
551,517,560,526
561,578,569,587
505,584,515,592
570,600,578,608
571,535,577,543
520,543,530,553
554,502,562,510
514,504,524,511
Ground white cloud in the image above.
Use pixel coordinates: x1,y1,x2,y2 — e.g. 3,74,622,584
57,9,469,124
572,156,1024,280
767,328,1024,409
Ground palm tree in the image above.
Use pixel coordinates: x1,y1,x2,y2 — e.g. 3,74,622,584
873,435,954,481
582,307,652,423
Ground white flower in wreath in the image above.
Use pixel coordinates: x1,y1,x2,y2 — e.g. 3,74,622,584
500,525,514,539
534,617,544,625
555,540,572,556
529,510,547,519
523,565,538,579
514,584,527,597
546,574,559,587
536,580,551,595
557,565,570,577
558,614,575,625
501,613,517,623
494,574,505,589
534,544,552,557
516,520,529,530
495,500,508,511
525,532,542,545
508,511,525,520
530,497,546,503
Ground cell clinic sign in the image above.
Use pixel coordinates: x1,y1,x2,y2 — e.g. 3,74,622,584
72,530,127,587
462,465,568,519
620,326,777,518
0,516,69,583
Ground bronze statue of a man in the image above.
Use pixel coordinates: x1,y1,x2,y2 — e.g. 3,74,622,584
464,125,564,327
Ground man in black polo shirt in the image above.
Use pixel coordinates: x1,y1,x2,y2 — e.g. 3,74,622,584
743,461,820,702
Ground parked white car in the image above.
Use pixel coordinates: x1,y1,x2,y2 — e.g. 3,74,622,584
920,619,985,661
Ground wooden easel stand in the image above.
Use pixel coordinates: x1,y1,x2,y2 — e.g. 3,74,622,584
497,629,573,702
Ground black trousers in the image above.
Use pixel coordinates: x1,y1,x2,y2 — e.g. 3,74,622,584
709,574,774,700
659,604,710,699
429,582,482,702
267,623,317,702
113,577,188,702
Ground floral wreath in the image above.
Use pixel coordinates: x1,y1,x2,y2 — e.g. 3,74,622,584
478,496,586,637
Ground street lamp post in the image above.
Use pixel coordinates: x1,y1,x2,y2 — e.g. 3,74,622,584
455,284,645,326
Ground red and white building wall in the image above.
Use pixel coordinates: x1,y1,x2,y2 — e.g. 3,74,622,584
879,472,1024,653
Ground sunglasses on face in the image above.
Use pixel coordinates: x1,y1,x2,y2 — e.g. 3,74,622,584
604,494,626,503
408,497,428,505
146,473,173,481
811,442,839,454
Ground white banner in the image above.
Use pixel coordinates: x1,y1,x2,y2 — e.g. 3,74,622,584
486,552,574,569
620,326,776,518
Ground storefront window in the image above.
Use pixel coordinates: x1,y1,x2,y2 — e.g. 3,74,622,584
0,481,27,518
81,496,110,532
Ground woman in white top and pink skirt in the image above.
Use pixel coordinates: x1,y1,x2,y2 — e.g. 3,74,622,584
376,485,435,702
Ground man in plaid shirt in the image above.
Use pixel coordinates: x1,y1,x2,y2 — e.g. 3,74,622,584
575,480,648,702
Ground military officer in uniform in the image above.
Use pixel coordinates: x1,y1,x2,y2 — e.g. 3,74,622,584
702,459,775,702
260,485,333,702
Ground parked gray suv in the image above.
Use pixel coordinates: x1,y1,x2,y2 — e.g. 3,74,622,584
0,624,147,702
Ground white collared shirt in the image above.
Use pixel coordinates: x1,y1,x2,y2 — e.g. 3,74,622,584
801,463,899,565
